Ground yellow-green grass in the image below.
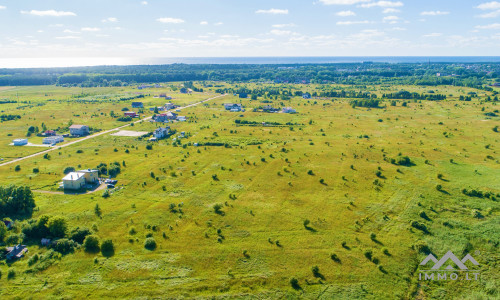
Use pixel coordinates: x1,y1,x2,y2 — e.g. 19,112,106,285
0,84,498,299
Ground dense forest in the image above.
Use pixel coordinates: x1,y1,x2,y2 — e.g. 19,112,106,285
0,63,499,88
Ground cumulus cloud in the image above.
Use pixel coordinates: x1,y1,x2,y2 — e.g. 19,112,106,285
476,1,500,10
337,10,356,16
21,10,76,17
214,22,223,26
383,15,399,23
359,1,403,8
423,33,443,37
319,0,369,4
102,17,118,23
337,20,370,25
0,6,6,10
200,21,208,25
270,29,292,36
157,17,185,24
476,23,500,29
421,11,450,16
478,10,500,18
55,36,80,40
255,8,289,14
81,27,101,32
141,1,148,5
272,23,296,28
383,8,400,13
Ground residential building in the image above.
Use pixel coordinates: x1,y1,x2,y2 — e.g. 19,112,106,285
6,244,28,260
62,172,86,190
153,114,169,123
262,105,279,113
153,127,170,139
177,116,187,122
43,135,64,145
43,130,56,136
78,169,99,183
124,111,138,118
69,125,89,136
224,103,243,111
13,139,28,146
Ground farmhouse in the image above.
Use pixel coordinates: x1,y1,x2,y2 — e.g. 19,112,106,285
43,130,56,136
43,135,64,145
69,125,89,136
124,111,139,118
224,103,243,111
62,169,98,190
164,103,177,110
282,107,297,114
153,127,170,139
13,138,28,146
6,244,28,260
131,102,143,108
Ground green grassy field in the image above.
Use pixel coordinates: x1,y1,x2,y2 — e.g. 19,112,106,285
0,83,499,299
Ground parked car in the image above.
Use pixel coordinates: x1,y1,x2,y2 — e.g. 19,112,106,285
107,184,115,188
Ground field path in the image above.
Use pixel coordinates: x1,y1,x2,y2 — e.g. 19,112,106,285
0,93,227,168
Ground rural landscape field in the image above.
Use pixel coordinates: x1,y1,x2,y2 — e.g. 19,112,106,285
0,63,498,299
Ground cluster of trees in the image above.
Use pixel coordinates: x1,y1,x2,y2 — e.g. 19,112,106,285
96,162,121,177
350,99,381,108
0,63,498,87
0,114,21,122
0,186,36,218
382,91,446,100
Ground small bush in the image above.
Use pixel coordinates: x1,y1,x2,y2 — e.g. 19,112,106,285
144,237,157,250
83,235,100,252
290,277,301,290
101,239,115,257
14,165,21,171
7,269,15,280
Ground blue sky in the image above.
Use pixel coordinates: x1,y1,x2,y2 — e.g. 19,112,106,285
0,0,499,60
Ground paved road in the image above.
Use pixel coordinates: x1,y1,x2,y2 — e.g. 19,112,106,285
0,93,227,168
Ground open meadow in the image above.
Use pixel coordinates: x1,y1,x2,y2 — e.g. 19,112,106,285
0,82,499,299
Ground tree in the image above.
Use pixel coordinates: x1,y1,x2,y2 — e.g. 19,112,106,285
94,204,102,217
0,221,7,242
144,237,157,250
0,185,36,218
48,216,68,238
101,239,115,257
63,167,75,174
83,235,100,252
69,227,91,244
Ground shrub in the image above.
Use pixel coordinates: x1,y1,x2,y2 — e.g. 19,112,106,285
129,227,137,235
370,233,377,241
102,190,110,198
48,216,68,238
144,237,157,250
290,277,301,290
307,170,314,175
94,204,102,217
33,168,39,173
436,184,442,191
69,227,91,244
330,253,341,263
146,144,153,150
52,238,77,255
213,203,224,215
413,240,431,254
7,269,15,280
14,165,21,171
411,221,429,234
364,250,373,260
83,235,100,252
101,239,115,257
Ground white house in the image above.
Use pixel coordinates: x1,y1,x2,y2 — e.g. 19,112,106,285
43,135,64,145
177,116,187,122
69,125,89,136
62,169,98,190
153,127,170,139
13,139,28,146
62,172,86,190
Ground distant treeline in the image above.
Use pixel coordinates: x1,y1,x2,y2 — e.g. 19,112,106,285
0,63,498,88
382,91,446,100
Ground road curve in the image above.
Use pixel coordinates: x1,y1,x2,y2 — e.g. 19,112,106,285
0,93,227,168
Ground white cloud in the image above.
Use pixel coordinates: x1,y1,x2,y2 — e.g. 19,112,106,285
64,29,80,34
270,29,292,36
476,23,500,29
200,21,208,25
214,22,223,26
337,10,356,16
81,27,101,32
220,35,239,38
337,20,370,25
55,36,80,40
383,15,399,23
272,23,296,28
157,17,185,24
391,26,406,31
421,11,450,16
360,1,403,8
141,1,148,5
319,0,369,4
255,8,289,15
102,17,118,23
383,8,400,13
423,33,442,37
21,10,76,17
478,10,500,18
477,1,500,10
0,6,6,10
37,30,44,33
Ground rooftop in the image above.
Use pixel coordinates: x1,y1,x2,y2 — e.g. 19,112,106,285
63,172,85,181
